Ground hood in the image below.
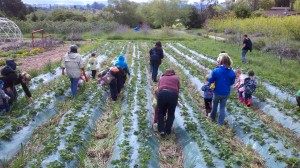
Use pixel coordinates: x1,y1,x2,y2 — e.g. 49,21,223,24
6,60,16,70
220,65,232,74
163,69,175,76
68,52,79,59
1,66,15,76
117,55,125,62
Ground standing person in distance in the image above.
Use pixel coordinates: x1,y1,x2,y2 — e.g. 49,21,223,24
88,53,98,79
241,34,252,63
149,41,164,82
61,45,86,99
209,55,236,125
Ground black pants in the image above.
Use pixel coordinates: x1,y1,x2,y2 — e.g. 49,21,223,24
109,79,118,101
157,90,178,134
91,70,96,79
5,87,17,105
117,75,126,93
297,96,300,107
150,61,160,82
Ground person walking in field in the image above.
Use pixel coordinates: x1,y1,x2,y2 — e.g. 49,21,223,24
61,45,86,99
239,70,257,107
241,34,252,63
149,41,164,82
88,53,98,79
201,74,214,116
156,69,180,137
209,55,236,125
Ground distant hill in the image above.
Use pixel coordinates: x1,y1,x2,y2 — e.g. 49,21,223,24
22,0,108,5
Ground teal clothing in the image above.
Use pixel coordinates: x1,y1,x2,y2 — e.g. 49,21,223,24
296,90,300,97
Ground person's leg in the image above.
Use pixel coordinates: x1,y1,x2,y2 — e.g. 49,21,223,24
70,78,79,98
92,70,96,79
165,92,178,134
210,94,220,121
244,93,250,105
238,91,244,102
109,79,118,101
150,63,153,73
242,50,248,63
297,96,300,107
218,95,229,125
152,62,159,82
157,91,168,134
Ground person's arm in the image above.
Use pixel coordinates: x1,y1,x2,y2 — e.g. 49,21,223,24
21,81,32,98
125,64,130,76
160,49,164,59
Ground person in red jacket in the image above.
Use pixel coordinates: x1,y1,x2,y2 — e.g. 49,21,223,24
155,69,180,137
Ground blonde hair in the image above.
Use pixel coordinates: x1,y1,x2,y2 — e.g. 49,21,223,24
205,74,210,81
21,72,31,81
220,54,232,68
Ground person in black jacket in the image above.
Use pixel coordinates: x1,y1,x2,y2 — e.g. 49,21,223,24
0,60,33,105
149,41,164,82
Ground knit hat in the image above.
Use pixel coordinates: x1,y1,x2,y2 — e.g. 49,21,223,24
6,59,17,70
0,80,4,88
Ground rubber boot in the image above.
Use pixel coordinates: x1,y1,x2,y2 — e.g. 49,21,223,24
247,98,252,107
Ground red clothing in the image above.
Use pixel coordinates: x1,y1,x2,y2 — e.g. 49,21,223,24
157,70,180,94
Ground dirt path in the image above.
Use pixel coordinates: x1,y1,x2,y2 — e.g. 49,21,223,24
17,46,68,72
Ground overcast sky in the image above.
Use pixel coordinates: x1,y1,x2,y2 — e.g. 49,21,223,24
22,0,225,5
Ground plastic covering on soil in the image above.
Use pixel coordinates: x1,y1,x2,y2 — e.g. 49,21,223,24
174,43,297,105
163,49,299,167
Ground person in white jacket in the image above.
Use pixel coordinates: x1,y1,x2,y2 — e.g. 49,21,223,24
61,45,86,98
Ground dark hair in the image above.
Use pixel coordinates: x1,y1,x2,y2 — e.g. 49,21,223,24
70,45,78,53
248,70,254,76
155,41,162,48
220,55,232,68
91,53,96,56
220,51,226,53
244,34,248,37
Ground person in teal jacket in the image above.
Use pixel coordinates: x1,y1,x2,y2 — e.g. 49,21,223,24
208,54,236,125
114,55,130,93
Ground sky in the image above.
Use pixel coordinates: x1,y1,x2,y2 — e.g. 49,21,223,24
22,0,225,5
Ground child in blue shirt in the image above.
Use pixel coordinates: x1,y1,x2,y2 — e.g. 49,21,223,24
201,74,214,116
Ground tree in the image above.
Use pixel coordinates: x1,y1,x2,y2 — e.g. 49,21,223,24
183,6,205,29
105,0,140,27
294,0,300,11
31,13,38,22
234,5,251,18
258,0,275,10
0,0,29,20
136,0,191,28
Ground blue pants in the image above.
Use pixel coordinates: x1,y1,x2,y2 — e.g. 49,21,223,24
157,90,178,134
242,50,248,63
210,94,229,125
70,78,79,98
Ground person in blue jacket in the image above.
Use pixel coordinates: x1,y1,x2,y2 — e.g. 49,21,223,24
114,55,130,93
208,54,235,125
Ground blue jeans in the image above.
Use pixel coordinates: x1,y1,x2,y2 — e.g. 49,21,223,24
242,50,248,63
150,61,159,82
210,94,229,125
70,78,79,98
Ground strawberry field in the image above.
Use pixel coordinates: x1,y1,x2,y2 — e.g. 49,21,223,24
0,40,299,168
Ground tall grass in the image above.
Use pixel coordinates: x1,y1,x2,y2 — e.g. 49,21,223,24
207,16,300,40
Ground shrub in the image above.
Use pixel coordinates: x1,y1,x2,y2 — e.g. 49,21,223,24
233,5,252,19
252,37,266,50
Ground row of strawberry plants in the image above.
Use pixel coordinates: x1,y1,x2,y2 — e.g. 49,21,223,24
6,43,117,165
167,43,300,137
164,45,300,167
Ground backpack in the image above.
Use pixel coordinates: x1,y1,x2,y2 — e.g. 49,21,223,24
244,78,256,95
101,72,115,84
150,48,160,61
246,38,252,52
1,66,14,76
